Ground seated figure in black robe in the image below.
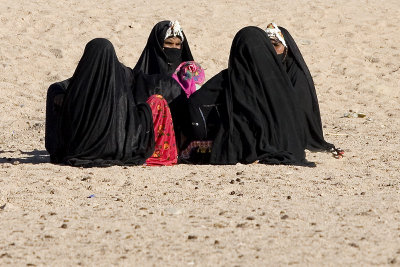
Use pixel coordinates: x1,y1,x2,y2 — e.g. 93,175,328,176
47,38,155,167
132,20,200,152
185,24,341,165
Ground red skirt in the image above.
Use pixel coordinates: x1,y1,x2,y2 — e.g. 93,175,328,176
145,95,178,166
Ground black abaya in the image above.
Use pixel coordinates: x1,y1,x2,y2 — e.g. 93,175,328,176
132,21,196,150
189,26,328,166
133,71,183,104
54,38,154,167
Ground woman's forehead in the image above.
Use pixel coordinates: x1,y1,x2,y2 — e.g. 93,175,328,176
164,36,182,42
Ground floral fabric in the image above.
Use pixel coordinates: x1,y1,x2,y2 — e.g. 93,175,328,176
172,61,205,98
180,140,213,160
145,95,178,166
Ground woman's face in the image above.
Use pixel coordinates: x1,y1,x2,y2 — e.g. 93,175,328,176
163,37,182,49
271,40,285,54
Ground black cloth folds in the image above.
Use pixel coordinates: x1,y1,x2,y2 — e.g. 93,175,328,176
54,38,154,167
280,27,334,151
132,71,183,104
132,20,195,150
45,78,70,159
186,70,228,142
133,20,194,76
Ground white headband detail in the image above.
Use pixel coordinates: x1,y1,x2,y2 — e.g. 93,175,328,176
265,22,287,48
164,20,185,42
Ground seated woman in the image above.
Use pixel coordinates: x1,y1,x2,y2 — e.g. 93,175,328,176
265,23,340,154
132,20,195,104
46,38,177,167
186,24,342,166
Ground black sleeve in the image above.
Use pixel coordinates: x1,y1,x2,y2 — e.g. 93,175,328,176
186,70,228,141
133,71,182,104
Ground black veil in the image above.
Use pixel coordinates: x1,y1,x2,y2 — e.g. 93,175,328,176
131,20,195,149
133,20,194,76
131,20,194,105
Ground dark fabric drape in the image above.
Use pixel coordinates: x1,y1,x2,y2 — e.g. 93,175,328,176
186,69,228,142
133,20,194,76
189,26,336,165
190,26,325,166
45,78,70,159
212,26,310,165
54,38,154,167
131,20,195,151
168,70,225,152
280,27,334,151
132,71,183,104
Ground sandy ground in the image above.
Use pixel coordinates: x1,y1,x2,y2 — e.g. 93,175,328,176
1,0,400,265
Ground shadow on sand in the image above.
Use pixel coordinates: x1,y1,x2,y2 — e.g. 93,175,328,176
0,149,50,164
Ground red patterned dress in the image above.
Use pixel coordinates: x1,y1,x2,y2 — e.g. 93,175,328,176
145,95,178,166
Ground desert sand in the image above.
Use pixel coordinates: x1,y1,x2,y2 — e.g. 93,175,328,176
1,0,399,265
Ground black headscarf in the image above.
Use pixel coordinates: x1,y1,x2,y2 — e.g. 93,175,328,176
131,21,193,107
55,38,155,167
190,26,319,166
133,20,194,76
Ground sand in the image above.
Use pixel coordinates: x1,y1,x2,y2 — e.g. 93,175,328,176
1,0,399,265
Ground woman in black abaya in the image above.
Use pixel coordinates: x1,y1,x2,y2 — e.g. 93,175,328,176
52,38,155,167
186,25,341,165
132,20,198,151
268,23,335,152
